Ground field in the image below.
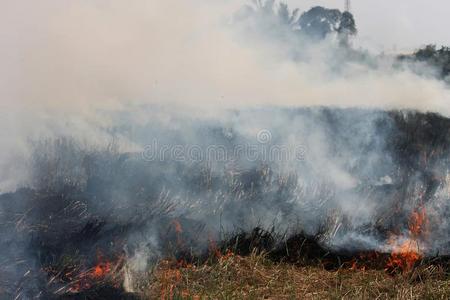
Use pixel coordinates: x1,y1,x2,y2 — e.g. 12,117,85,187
3,109,450,299
150,253,450,299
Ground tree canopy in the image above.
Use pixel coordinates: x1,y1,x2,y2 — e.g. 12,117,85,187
235,1,357,42
399,45,450,79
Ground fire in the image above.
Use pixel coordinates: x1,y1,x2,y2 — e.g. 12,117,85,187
348,252,380,271
385,206,428,272
208,238,222,259
158,259,200,300
63,251,121,294
386,238,421,271
208,235,235,260
409,207,427,237
93,261,111,278
91,250,113,278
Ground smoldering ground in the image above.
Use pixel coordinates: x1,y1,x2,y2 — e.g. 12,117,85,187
2,0,450,298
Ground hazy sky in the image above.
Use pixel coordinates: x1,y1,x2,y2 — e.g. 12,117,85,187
286,0,449,52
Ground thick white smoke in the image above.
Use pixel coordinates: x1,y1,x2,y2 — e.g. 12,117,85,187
0,0,449,112
1,0,450,192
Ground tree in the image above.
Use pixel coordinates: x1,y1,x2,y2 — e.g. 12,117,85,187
298,6,342,39
398,45,450,79
338,11,357,36
338,11,357,46
234,2,357,45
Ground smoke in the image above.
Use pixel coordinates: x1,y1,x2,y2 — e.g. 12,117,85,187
1,0,449,109
1,0,449,190
2,0,450,297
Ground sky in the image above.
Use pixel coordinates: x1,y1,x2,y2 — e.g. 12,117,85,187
285,0,450,52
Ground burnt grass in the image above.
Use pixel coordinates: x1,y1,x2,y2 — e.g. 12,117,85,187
217,227,450,271
2,108,450,298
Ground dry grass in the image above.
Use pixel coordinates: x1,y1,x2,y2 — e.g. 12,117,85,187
147,252,450,300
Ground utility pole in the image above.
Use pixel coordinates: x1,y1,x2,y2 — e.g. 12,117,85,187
345,0,351,12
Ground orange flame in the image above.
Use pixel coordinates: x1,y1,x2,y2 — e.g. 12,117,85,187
409,207,427,237
93,261,111,278
66,251,118,293
91,250,113,278
208,238,222,259
386,206,427,272
158,259,200,300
